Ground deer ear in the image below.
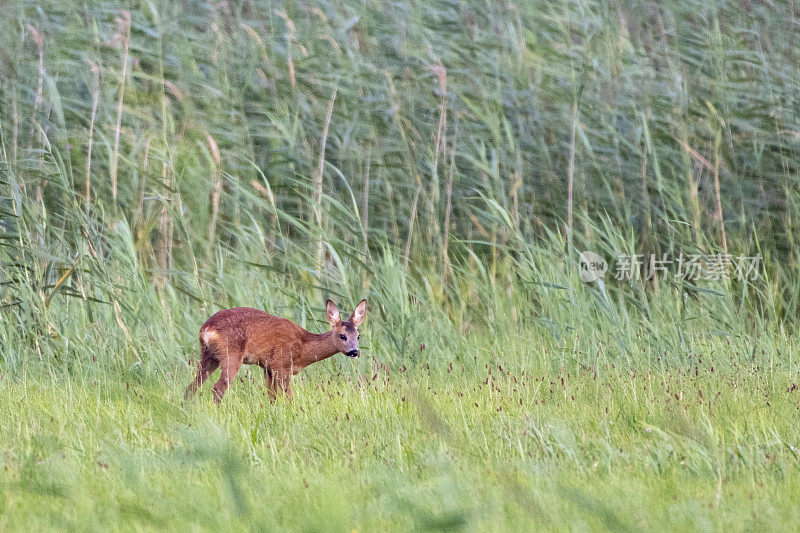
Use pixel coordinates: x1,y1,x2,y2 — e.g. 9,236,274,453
350,299,367,327
325,300,341,327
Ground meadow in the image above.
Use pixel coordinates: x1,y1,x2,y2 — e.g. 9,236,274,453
2,0,800,530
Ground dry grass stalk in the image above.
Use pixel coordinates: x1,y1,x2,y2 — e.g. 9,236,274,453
712,140,728,254
133,136,152,237
27,26,45,203
675,135,727,252
566,101,577,236
428,63,448,237
27,26,44,150
511,153,522,231
110,10,131,202
640,144,652,228
404,175,423,270
675,127,703,245
251,179,278,246
313,84,338,272
11,87,18,165
442,117,458,280
206,133,223,247
361,145,371,257
85,60,100,213
158,161,173,273
276,11,297,88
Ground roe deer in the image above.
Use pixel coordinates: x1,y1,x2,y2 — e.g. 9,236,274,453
185,299,366,403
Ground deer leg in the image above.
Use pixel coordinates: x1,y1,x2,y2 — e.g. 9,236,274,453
262,365,278,401
266,369,293,400
185,352,219,399
273,370,293,400
211,354,243,404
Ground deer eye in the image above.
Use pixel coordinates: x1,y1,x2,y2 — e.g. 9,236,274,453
339,334,347,340
357,335,360,340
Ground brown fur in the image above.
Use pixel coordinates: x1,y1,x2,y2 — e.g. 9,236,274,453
185,300,366,403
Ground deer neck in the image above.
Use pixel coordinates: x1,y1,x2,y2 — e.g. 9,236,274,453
299,330,340,363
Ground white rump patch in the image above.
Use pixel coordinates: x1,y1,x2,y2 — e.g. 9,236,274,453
202,329,219,344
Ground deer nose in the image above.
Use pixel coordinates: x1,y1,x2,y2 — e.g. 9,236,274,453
346,349,359,358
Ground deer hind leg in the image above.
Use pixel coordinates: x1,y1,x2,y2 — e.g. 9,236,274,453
211,353,244,404
185,346,219,399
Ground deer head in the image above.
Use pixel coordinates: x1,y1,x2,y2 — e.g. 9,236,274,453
326,299,367,357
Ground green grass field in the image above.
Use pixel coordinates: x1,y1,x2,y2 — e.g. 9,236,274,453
2,0,800,530
3,334,800,530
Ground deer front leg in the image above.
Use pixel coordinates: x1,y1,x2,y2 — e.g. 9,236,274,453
269,369,293,400
212,354,244,404
262,365,278,401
